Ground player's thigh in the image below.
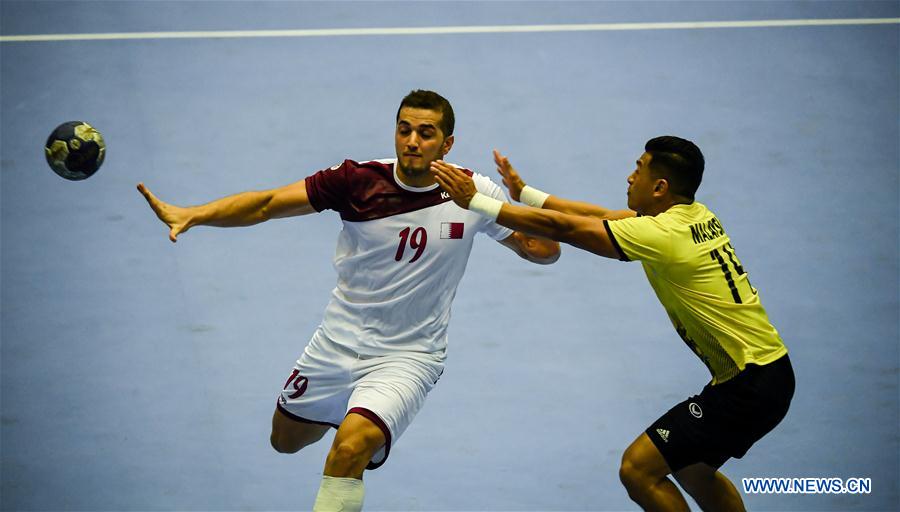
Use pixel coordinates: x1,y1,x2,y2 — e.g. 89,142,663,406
621,432,673,482
350,354,442,440
270,407,330,451
272,330,355,452
342,353,444,469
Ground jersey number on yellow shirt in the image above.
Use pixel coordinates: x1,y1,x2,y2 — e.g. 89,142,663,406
709,242,756,303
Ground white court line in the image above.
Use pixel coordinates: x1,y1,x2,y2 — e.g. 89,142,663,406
1,18,898,42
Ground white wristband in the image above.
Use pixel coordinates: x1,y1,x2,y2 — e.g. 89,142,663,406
520,185,550,208
467,192,504,221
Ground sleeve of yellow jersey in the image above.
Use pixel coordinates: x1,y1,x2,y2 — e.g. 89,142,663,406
603,215,672,264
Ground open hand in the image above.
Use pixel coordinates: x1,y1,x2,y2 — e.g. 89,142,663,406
137,183,192,242
493,149,526,202
430,160,477,209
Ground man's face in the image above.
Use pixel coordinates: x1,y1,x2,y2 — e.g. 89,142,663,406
626,152,659,213
395,107,454,176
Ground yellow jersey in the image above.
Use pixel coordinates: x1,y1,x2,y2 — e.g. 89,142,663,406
605,202,787,384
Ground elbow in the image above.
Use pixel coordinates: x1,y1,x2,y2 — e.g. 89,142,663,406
535,243,561,264
531,253,560,265
523,239,561,265
258,193,278,222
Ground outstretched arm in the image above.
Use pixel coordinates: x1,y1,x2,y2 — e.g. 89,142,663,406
494,202,619,258
493,150,635,221
432,161,620,259
498,231,561,265
137,179,316,242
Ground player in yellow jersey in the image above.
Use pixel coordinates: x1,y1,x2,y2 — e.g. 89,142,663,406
431,136,794,511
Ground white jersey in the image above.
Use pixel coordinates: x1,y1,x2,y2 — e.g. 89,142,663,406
304,158,513,357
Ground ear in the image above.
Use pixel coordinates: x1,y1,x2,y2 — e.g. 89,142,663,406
441,134,455,156
653,178,669,197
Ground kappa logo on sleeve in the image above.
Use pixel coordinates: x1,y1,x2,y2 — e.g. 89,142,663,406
440,222,464,239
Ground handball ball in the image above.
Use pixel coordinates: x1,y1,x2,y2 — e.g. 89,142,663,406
44,121,106,180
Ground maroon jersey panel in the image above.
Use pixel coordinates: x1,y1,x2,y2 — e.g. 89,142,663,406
305,159,472,222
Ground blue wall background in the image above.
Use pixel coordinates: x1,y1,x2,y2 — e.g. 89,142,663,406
2,1,898,510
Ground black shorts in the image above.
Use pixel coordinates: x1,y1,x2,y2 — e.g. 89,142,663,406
646,354,795,473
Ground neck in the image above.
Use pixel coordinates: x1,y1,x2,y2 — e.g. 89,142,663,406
396,164,437,188
643,197,692,216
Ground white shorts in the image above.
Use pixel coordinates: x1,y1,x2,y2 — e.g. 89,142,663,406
276,329,445,469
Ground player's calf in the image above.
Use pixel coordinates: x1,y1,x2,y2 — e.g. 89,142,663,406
674,465,746,512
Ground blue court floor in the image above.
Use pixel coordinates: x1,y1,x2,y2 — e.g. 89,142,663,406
2,1,898,510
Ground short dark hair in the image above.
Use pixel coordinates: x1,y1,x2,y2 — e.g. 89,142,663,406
396,90,455,136
644,136,705,200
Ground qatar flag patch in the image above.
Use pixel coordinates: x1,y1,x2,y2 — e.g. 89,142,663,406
440,222,464,239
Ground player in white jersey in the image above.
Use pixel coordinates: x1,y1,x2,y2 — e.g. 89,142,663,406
137,90,560,511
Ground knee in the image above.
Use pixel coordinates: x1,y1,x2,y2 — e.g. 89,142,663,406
270,431,303,454
619,446,652,497
325,438,372,469
619,458,640,494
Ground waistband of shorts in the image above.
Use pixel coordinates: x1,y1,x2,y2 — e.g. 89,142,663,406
717,353,792,389
744,353,791,373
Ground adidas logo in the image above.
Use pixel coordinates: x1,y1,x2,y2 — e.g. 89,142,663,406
656,428,670,443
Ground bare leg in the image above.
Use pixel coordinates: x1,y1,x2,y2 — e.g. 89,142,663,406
270,407,330,454
619,433,691,511
323,412,387,479
311,412,387,512
675,464,746,512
